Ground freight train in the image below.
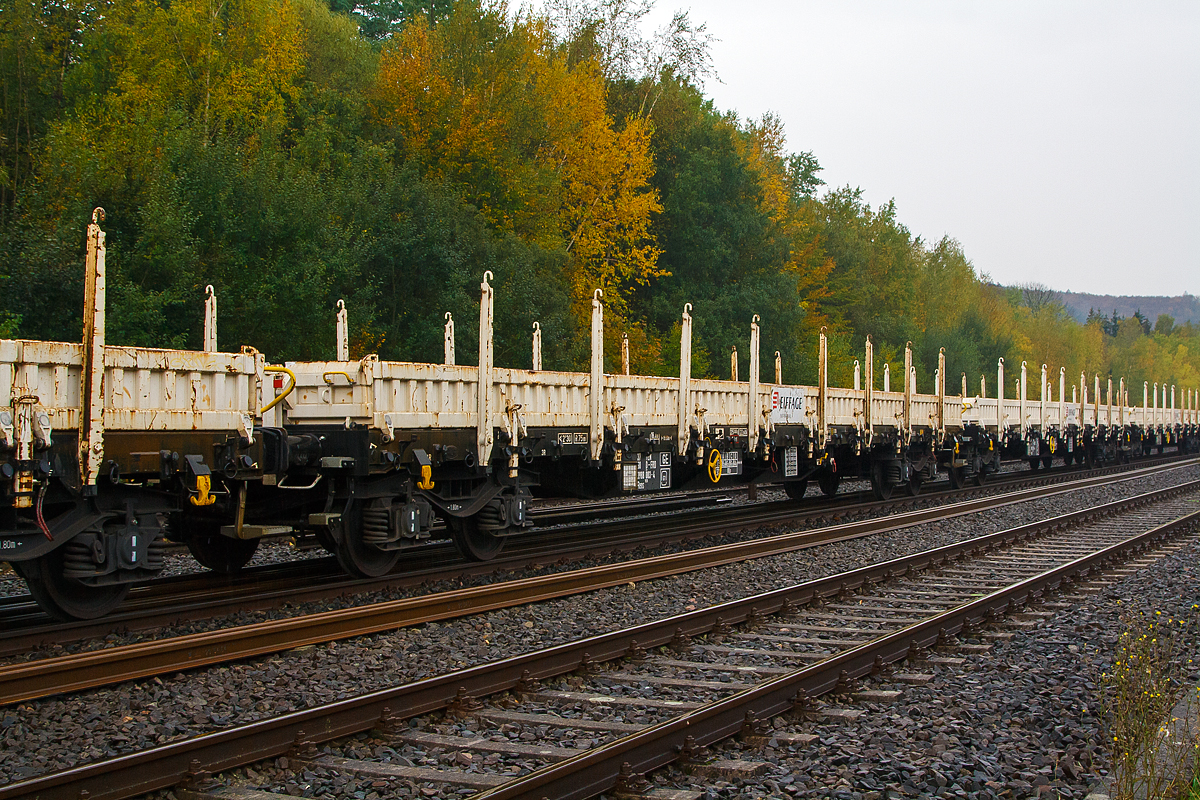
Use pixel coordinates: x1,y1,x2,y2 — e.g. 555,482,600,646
3,212,1198,620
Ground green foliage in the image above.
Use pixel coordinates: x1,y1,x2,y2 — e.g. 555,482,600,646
0,311,19,337
329,0,452,41
1,0,1197,399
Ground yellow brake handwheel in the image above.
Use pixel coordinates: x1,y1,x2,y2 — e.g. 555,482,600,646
707,448,723,483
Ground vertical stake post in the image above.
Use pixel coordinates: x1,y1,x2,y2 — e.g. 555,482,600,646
678,304,693,456
79,208,107,491
204,285,218,352
864,336,874,447
444,313,455,365
817,327,828,450
749,316,761,452
997,358,1006,433
1059,367,1066,430
1144,381,1149,428
335,300,349,361
903,342,913,436
937,347,946,436
1019,361,1028,437
477,272,495,466
531,322,541,371
1039,364,1047,433
1107,377,1113,427
589,290,604,462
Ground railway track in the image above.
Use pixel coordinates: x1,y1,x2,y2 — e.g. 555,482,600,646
1,474,1195,800
0,458,1196,706
0,453,1189,653
0,493,738,633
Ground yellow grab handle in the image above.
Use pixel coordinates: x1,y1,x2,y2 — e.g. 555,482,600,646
261,365,297,415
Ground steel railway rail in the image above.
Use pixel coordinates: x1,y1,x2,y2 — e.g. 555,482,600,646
0,492,736,634
1,457,1195,707
0,479,1195,800
0,453,1190,657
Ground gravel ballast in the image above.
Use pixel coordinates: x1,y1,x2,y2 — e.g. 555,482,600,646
0,465,1197,788
5,464,1195,670
644,531,1200,799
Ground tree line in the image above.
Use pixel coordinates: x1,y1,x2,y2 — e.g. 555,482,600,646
1,0,1197,398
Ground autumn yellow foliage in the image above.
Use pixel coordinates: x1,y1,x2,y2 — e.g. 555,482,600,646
370,1,661,325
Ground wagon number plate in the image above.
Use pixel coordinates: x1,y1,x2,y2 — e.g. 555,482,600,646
784,447,799,478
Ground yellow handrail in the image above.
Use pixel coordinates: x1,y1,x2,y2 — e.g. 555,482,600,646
260,365,297,415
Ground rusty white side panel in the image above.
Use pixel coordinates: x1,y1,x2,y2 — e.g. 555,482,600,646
285,358,766,433
1040,403,1061,428
2,339,259,431
283,359,390,424
823,387,965,432
827,387,864,429
1003,399,1023,429
908,395,940,430
600,374,678,428
870,391,906,429
688,378,751,426
963,397,996,429
943,396,964,429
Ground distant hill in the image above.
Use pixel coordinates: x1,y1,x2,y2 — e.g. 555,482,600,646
1056,291,1200,326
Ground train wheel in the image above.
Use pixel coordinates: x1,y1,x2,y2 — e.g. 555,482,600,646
449,515,505,561
870,463,893,501
907,475,923,496
1041,453,1052,470
783,479,808,500
335,503,400,578
15,550,130,621
948,466,967,490
817,471,840,497
187,532,260,574
1027,458,1040,472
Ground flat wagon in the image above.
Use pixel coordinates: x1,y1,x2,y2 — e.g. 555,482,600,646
3,212,1197,619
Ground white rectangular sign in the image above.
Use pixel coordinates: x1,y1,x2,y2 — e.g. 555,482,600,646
770,388,807,424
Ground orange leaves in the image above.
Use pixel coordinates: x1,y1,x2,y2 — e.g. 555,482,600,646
559,111,663,316
369,3,660,326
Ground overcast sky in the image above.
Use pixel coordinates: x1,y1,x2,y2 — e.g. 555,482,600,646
632,1,1200,297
